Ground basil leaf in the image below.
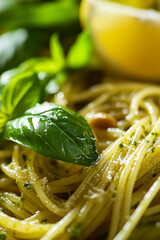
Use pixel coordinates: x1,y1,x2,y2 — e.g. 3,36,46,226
4,102,98,166
2,71,42,119
0,68,23,91
20,58,66,99
20,58,61,74
67,31,93,69
45,72,67,95
0,68,22,88
50,33,65,69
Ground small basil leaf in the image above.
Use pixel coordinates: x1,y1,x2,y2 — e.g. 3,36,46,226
20,58,61,74
20,58,66,100
50,33,65,69
45,72,67,95
67,31,93,69
5,102,98,166
2,71,42,119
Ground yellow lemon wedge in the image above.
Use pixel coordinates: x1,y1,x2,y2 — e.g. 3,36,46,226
109,0,156,9
80,0,160,80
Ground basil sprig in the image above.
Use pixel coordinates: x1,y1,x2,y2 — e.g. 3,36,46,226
0,30,93,100
4,102,98,166
0,30,99,166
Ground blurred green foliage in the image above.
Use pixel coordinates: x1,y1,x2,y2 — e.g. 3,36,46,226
0,0,80,30
0,0,81,73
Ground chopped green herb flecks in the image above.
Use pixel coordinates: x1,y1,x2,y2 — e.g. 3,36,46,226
24,164,27,169
40,219,48,224
71,223,82,239
20,195,25,202
119,142,124,148
131,131,135,138
153,139,157,145
133,141,137,146
22,154,27,162
151,132,158,137
23,182,31,189
152,172,157,177
140,135,145,139
151,147,155,153
0,231,6,240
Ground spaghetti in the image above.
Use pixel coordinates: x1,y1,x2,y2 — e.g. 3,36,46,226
0,77,160,239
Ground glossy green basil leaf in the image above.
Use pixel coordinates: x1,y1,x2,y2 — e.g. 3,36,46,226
50,33,65,69
1,71,42,119
4,102,98,166
67,31,93,69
